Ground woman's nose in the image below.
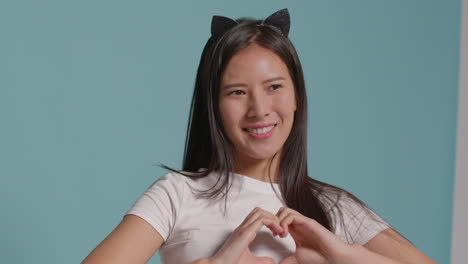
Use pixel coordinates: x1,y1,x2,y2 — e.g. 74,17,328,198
247,92,270,118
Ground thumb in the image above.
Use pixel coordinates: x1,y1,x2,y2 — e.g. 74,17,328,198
257,256,276,264
278,255,297,264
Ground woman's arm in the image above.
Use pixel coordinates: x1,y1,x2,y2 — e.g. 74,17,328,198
276,207,438,264
343,240,437,264
189,208,438,264
360,228,437,264
81,214,164,264
343,243,413,264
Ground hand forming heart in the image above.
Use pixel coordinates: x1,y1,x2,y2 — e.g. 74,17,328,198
210,207,283,264
208,207,352,264
275,207,352,264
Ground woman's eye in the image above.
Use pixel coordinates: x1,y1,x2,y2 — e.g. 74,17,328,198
228,90,245,95
270,84,282,90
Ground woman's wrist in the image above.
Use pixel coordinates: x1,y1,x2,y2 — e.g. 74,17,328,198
331,244,371,264
340,244,367,264
329,243,359,264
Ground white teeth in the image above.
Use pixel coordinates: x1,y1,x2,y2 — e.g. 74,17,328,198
246,125,275,134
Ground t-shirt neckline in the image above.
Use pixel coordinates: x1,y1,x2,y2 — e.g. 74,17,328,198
231,171,280,193
198,168,280,194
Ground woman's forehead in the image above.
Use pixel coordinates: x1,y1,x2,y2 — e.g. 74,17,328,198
221,44,290,83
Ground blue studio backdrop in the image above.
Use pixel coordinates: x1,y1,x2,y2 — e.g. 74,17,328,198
0,0,461,263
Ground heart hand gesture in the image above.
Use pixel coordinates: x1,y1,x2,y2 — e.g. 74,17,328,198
200,206,352,264
276,207,352,264
210,207,285,264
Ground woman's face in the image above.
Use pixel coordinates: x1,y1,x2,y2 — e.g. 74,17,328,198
219,43,297,164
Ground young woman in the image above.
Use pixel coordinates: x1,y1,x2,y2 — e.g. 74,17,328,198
82,9,437,264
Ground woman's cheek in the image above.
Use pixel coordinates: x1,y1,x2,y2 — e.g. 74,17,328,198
276,93,296,112
220,101,243,127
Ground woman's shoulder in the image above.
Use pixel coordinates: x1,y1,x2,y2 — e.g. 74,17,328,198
155,168,219,190
317,185,390,244
315,184,368,210
316,185,352,209
317,186,376,222
155,169,207,182
151,170,185,186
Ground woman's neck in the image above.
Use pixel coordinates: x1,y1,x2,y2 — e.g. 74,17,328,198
232,152,281,184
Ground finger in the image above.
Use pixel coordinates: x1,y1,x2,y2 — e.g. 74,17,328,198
276,208,289,237
243,216,284,241
280,212,332,241
244,207,280,227
276,208,301,237
243,207,283,235
275,206,285,221
243,207,265,226
257,256,276,264
280,213,308,237
278,255,297,264
239,207,262,227
276,207,300,222
214,215,285,264
281,213,307,228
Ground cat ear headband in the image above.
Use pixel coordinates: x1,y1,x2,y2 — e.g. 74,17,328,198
211,8,290,38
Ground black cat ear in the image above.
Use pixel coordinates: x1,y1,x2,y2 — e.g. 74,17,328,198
263,8,290,37
211,15,239,38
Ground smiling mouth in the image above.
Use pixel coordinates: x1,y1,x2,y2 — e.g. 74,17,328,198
242,124,277,135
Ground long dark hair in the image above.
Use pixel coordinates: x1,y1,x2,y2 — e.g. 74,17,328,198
162,17,386,242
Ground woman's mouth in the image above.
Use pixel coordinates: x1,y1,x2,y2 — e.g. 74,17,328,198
242,124,277,139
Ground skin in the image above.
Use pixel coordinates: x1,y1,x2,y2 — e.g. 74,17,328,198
219,43,296,184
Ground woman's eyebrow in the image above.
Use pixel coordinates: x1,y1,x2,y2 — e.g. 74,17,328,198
263,76,285,83
222,76,285,90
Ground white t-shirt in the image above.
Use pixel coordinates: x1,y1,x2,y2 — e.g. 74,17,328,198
125,171,390,264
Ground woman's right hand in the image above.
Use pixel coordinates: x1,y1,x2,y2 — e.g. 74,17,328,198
208,207,285,264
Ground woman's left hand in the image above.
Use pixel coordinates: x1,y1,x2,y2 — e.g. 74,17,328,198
276,207,352,264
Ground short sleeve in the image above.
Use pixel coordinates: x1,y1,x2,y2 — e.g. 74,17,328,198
332,194,391,245
124,172,185,241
